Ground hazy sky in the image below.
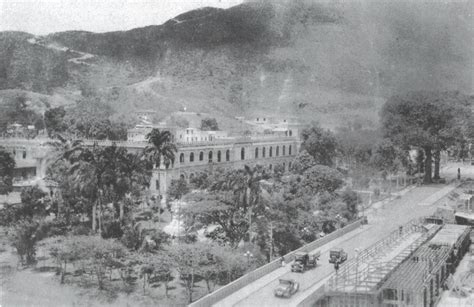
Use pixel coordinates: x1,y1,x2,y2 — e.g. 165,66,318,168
0,0,244,35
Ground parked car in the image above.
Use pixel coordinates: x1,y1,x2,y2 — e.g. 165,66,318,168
329,248,348,264
274,279,299,298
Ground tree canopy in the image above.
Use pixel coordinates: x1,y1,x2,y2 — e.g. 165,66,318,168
201,118,219,131
300,125,337,166
0,148,15,195
381,91,471,183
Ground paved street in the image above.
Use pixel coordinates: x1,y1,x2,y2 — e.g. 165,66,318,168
217,169,466,307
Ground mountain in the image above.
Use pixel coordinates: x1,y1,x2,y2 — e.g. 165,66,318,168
0,1,471,130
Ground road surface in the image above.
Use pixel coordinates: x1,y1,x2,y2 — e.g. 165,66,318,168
217,184,457,307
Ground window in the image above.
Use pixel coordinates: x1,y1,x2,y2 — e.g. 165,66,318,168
208,151,213,163
269,146,273,157
22,151,26,159
289,162,292,169
289,145,292,155
190,152,194,162
283,145,286,155
255,148,259,159
289,130,293,136
217,151,222,162
269,164,272,170
180,153,185,163
241,147,245,160
276,146,279,157
199,152,204,161
226,150,230,161
383,289,398,301
262,147,266,158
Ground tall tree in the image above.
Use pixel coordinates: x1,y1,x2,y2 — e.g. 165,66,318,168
301,125,337,166
63,144,150,232
44,106,67,137
0,148,15,195
381,91,470,183
145,128,177,169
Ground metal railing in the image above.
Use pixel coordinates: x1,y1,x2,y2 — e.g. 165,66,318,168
189,218,366,307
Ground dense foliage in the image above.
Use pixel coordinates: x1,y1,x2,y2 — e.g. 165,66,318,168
381,91,472,183
0,148,15,195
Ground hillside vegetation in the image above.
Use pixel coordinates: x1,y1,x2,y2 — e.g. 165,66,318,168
0,1,471,129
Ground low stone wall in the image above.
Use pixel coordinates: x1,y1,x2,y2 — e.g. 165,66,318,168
189,218,365,307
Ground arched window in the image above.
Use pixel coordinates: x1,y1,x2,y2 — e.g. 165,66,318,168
283,162,286,170
199,152,204,161
269,146,273,157
226,149,230,161
289,145,292,155
289,162,292,169
217,151,222,162
22,151,26,159
180,174,185,180
283,145,286,156
289,130,293,136
276,146,279,157
180,153,185,163
190,152,194,162
255,148,259,159
241,147,245,160
208,151,213,163
262,147,266,158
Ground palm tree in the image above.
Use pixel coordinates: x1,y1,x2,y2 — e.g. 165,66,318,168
115,151,152,220
66,145,104,232
243,165,270,241
144,129,177,169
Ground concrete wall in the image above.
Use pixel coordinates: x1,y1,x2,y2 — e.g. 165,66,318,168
189,218,366,307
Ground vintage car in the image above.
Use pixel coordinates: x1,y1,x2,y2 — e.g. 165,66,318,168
307,250,321,268
291,250,321,272
329,247,348,264
274,278,299,298
291,252,309,272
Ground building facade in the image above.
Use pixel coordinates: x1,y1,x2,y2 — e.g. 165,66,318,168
0,133,300,197
152,135,300,196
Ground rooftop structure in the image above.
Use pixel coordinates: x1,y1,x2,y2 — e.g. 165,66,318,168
319,222,471,307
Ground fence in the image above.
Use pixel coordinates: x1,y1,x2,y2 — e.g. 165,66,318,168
189,217,366,307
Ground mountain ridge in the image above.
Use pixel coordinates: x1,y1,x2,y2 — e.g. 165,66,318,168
0,1,471,130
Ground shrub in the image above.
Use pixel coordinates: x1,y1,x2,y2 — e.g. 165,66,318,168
9,219,48,265
101,220,123,239
121,224,142,250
